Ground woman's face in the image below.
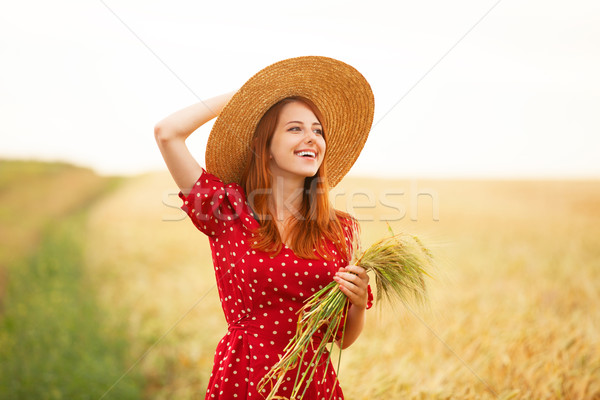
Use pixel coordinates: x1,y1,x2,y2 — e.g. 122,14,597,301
268,101,326,182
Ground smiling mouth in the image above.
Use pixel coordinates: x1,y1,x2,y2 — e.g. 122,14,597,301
294,150,317,159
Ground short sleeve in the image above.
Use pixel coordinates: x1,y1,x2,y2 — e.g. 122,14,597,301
366,285,374,310
178,168,252,237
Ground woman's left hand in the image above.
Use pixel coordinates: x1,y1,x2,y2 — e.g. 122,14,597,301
333,265,370,309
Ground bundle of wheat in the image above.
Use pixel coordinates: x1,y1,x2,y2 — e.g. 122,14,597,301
258,229,434,399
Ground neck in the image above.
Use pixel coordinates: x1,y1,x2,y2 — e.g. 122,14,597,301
269,175,305,223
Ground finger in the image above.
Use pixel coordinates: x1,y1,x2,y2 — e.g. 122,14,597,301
334,274,361,295
333,273,353,287
349,265,370,285
337,283,359,300
334,275,366,298
335,271,360,285
336,270,369,288
337,284,367,308
343,265,368,278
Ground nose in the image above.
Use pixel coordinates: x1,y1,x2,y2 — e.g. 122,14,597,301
305,129,318,143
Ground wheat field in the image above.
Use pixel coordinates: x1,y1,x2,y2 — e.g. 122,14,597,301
84,172,600,399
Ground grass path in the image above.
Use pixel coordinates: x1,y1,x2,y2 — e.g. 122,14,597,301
0,160,142,399
0,212,142,399
85,171,224,399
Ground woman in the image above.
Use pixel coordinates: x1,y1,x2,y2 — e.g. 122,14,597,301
155,56,375,399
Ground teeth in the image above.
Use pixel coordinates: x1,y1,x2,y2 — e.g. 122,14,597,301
296,151,316,158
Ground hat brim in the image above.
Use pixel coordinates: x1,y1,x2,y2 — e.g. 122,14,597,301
206,56,375,187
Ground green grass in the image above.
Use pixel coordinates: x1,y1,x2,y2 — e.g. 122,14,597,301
0,159,71,192
0,160,143,399
0,159,121,268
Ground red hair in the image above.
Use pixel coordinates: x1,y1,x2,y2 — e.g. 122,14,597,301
240,97,356,261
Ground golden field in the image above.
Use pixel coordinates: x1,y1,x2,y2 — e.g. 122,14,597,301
83,171,600,399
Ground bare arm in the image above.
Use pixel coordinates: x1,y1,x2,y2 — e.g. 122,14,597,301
338,303,366,349
154,91,236,194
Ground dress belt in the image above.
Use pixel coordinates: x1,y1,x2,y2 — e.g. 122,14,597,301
227,314,250,332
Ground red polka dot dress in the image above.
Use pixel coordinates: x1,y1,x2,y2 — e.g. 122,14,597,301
179,168,373,400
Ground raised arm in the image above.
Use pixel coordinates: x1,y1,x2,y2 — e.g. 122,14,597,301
154,91,236,194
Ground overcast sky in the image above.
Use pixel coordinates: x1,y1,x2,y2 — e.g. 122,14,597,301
1,0,599,178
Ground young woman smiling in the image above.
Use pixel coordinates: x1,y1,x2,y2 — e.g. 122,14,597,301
155,56,375,399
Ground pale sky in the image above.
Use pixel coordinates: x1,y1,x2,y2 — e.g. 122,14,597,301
1,0,599,178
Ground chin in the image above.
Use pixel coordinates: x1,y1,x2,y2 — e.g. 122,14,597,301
300,169,320,178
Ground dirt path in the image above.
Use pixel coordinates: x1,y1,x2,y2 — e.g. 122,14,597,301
84,171,226,398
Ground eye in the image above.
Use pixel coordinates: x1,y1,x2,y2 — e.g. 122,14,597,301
314,128,323,135
288,126,301,132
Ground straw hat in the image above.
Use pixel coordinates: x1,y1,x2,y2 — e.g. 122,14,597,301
206,56,375,187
